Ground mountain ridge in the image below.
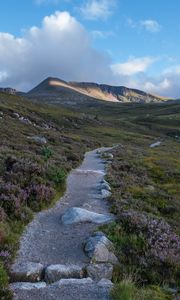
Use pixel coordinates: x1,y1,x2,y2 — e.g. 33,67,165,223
27,77,171,104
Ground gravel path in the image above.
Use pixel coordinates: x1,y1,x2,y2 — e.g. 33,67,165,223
11,148,114,299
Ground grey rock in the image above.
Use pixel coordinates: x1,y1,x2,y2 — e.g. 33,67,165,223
108,251,119,265
86,263,113,280
150,141,161,148
98,279,114,287
45,264,84,283
101,189,112,198
19,116,32,125
28,135,47,144
54,277,93,286
84,232,118,264
102,180,111,191
13,112,20,118
10,282,46,291
62,207,113,225
10,262,44,282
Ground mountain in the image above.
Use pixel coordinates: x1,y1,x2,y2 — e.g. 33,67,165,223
27,77,170,104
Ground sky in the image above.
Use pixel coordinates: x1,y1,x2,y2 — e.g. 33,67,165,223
0,0,180,97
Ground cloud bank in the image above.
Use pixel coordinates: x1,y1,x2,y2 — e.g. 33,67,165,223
0,11,111,91
0,10,179,98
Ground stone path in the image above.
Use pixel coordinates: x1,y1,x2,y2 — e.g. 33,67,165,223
10,148,116,300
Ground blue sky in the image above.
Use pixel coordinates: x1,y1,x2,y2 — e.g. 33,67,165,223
0,0,180,97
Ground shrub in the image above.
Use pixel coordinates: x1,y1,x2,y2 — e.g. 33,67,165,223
47,167,66,186
41,146,54,161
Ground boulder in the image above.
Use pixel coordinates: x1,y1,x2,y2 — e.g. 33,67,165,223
61,207,113,225
84,232,118,265
10,262,44,283
10,282,46,291
45,264,84,283
86,263,113,280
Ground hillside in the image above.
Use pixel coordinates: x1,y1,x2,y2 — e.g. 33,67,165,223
0,92,179,299
27,77,170,104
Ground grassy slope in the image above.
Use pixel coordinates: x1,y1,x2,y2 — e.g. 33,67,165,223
0,92,179,299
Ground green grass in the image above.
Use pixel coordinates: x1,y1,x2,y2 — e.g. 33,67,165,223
111,279,172,300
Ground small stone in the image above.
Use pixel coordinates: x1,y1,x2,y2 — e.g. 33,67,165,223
10,262,44,283
28,136,47,144
45,264,84,283
150,141,161,148
86,263,113,280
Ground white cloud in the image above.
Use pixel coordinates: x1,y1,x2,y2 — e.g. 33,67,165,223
127,18,161,33
0,11,111,91
80,0,116,20
91,30,115,39
111,57,155,76
140,19,161,33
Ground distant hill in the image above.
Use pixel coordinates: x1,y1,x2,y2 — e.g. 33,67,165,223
0,87,17,95
27,77,171,104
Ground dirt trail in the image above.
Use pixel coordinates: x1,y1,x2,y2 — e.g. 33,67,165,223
10,148,114,300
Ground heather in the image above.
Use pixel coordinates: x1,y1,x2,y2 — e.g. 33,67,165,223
102,139,180,298
0,92,179,298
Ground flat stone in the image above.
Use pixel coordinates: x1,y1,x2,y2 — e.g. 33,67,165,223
86,263,113,280
10,282,47,291
62,207,113,225
54,277,93,286
10,262,44,282
45,264,84,283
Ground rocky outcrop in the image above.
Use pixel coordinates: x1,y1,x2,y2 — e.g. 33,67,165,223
61,207,114,225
